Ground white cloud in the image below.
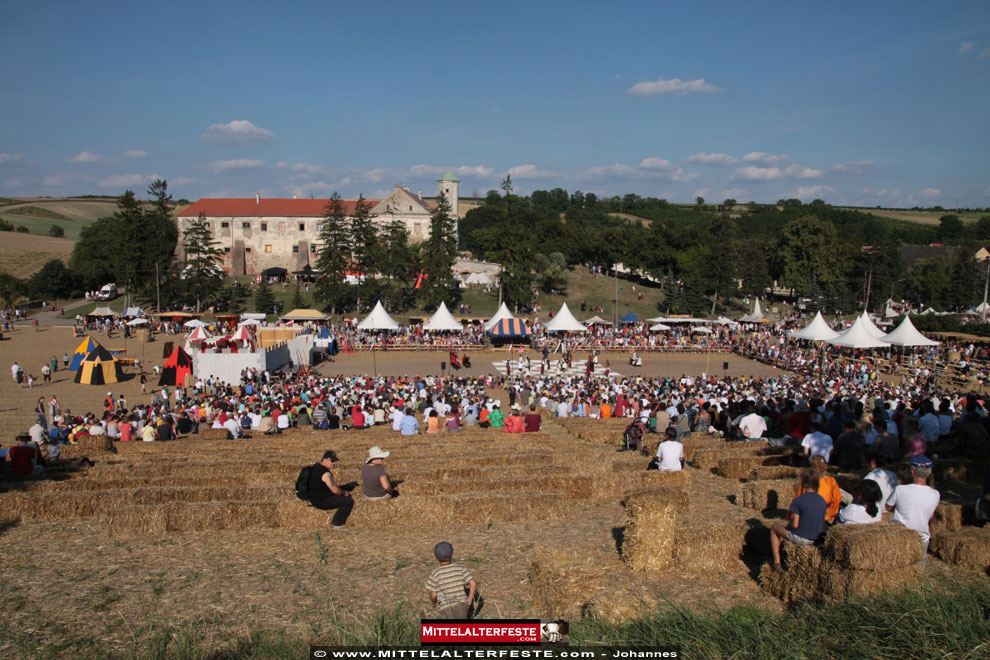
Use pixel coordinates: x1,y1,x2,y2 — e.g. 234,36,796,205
407,164,495,179
507,164,560,179
68,150,111,164
98,173,162,188
363,168,392,183
455,165,494,178
732,163,824,181
831,160,876,175
120,149,147,159
783,185,835,200
627,76,723,96
201,120,274,145
284,177,355,198
918,187,941,198
693,188,711,200
0,153,22,164
582,160,697,182
687,152,738,166
639,157,674,170
5,177,32,188
742,151,788,165
210,159,265,173
275,161,327,177
959,42,975,54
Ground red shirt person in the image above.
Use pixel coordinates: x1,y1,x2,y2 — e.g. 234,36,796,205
9,435,38,476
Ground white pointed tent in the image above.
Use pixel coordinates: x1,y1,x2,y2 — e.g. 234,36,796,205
423,301,464,331
584,315,610,326
790,311,840,341
826,315,890,348
484,302,515,331
545,302,587,332
919,307,937,316
650,323,671,331
859,311,888,339
357,301,400,331
883,316,940,347
739,299,766,323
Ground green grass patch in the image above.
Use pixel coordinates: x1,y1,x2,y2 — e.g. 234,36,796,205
9,205,70,221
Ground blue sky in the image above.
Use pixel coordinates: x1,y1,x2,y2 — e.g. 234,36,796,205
1,1,988,207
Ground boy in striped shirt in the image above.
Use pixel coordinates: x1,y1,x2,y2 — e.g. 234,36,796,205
426,541,477,619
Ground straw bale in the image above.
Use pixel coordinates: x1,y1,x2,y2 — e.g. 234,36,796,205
528,549,611,619
129,485,289,505
823,523,921,570
199,428,231,441
716,456,768,480
0,491,125,521
103,505,167,536
736,479,793,512
933,459,987,482
759,544,824,604
672,520,745,570
622,495,678,572
931,528,990,569
821,560,921,599
621,486,689,514
610,456,652,473
636,469,691,491
691,443,766,471
585,579,661,624
928,502,976,535
749,466,802,481
61,435,118,459
681,438,727,464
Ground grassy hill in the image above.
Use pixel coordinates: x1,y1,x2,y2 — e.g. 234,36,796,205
840,208,986,226
0,198,120,239
0,232,75,276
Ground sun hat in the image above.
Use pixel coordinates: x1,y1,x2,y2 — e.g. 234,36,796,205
367,446,390,463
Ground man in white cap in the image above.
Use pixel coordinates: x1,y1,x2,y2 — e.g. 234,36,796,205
362,446,395,500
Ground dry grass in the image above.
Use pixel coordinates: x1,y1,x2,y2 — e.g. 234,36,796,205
933,459,988,482
931,528,990,569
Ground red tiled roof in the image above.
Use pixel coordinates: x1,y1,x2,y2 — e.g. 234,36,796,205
177,198,379,218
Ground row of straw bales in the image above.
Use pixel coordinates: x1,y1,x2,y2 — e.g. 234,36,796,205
759,524,924,603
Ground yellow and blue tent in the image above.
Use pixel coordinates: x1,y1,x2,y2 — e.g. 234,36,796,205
69,336,103,371
489,318,530,337
73,345,122,385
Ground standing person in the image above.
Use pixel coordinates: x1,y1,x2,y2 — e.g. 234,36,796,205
41,363,51,384
361,446,395,500
426,541,477,619
769,469,827,573
887,455,941,564
307,450,354,530
48,395,59,423
62,352,69,369
140,372,147,394
50,355,58,374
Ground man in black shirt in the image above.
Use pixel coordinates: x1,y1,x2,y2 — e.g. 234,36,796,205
308,450,353,529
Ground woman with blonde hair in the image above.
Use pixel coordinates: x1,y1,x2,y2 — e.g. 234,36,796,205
795,455,843,524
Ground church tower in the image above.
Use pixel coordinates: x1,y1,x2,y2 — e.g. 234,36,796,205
438,170,460,248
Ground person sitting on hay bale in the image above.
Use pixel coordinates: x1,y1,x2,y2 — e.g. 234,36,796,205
735,404,767,442
769,468,827,573
801,419,833,463
802,455,844,524
651,426,684,471
621,417,646,452
864,455,899,506
836,478,883,525
524,404,542,432
504,405,525,433
308,450,354,530
362,446,395,500
257,412,277,435
426,541,477,620
887,455,940,565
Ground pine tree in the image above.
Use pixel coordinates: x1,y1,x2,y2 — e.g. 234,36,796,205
378,212,412,310
314,193,352,315
420,192,458,310
144,179,179,310
181,212,225,312
254,280,275,316
291,282,306,309
349,194,378,314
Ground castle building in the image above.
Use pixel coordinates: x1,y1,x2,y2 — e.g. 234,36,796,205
177,172,459,275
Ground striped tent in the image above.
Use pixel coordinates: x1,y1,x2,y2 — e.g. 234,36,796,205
489,318,530,337
68,336,103,371
159,347,193,387
73,345,122,385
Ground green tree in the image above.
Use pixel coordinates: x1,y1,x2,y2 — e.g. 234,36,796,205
27,259,80,299
15,225,29,233
487,176,534,309
47,224,65,237
699,215,739,313
69,216,118,287
291,282,306,309
975,216,990,240
535,252,568,293
0,271,24,309
144,179,180,310
773,215,848,299
696,196,705,207
180,212,225,312
419,192,458,310
314,193,353,315
109,190,146,307
937,214,964,241
349,194,377,314
253,279,275,315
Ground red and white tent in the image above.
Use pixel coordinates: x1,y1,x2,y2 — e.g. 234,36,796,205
187,325,212,343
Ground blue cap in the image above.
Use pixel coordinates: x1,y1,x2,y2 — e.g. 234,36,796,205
909,455,933,469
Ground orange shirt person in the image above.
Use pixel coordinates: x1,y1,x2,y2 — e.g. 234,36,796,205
600,402,612,419
504,406,525,433
795,455,843,523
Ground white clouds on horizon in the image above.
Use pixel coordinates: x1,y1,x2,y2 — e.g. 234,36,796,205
210,159,266,173
67,150,112,164
201,120,274,145
120,149,147,159
627,76,723,97
783,185,835,200
98,173,162,188
581,158,697,182
831,160,876,175
732,163,824,181
43,173,92,187
742,152,788,165
507,164,560,179
918,187,941,198
0,153,22,164
687,152,738,166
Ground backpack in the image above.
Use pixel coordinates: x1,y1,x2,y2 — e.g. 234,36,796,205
295,465,313,500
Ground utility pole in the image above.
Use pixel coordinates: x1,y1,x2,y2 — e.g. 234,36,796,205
155,263,161,313
613,265,618,327
863,268,872,312
982,257,990,322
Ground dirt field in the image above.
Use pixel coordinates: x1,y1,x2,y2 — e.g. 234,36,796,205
0,232,76,277
0,329,982,656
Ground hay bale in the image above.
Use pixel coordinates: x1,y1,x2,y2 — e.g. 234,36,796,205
621,486,689,514
610,457,653,473
691,444,766,471
61,435,117,459
749,466,802,481
931,528,990,569
103,505,167,536
528,549,611,619
821,560,921,599
199,428,231,441
585,581,660,624
672,520,745,570
622,494,678,572
759,544,824,604
636,469,692,491
716,456,767,480
735,479,792,512
929,502,972,535
933,459,986,482
681,438,727,464
823,523,921,570
1,491,125,521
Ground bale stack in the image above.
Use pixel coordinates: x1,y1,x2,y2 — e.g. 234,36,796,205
716,456,769,480
928,502,977,535
528,549,618,619
680,437,728,464
931,528,990,569
198,428,231,441
671,519,746,571
749,466,802,481
621,492,680,572
60,435,118,460
735,479,793,513
691,443,767,472
759,544,824,604
820,523,922,598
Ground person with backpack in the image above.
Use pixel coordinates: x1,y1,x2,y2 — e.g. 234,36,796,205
297,450,353,530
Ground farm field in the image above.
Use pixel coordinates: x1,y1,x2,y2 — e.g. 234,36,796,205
841,208,986,226
0,198,120,239
0,231,76,276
